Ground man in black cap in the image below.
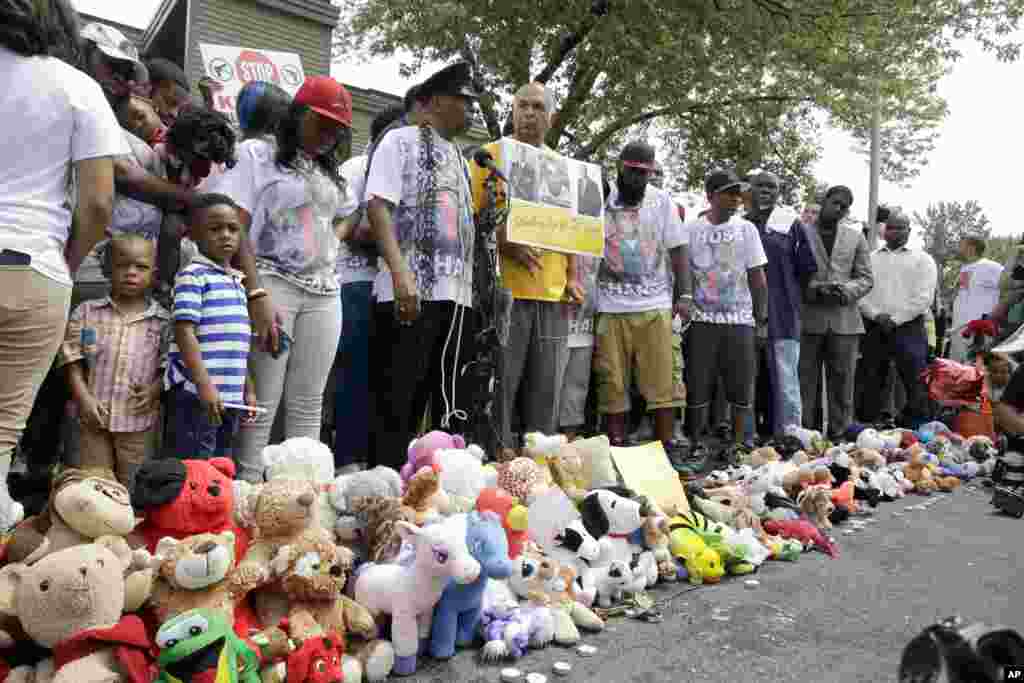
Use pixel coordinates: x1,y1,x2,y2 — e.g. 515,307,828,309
681,169,769,471
365,62,483,477
593,141,690,458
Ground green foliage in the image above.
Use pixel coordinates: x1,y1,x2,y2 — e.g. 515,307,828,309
914,199,994,305
333,0,1024,195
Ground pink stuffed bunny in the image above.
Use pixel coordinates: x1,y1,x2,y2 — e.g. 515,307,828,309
401,431,466,488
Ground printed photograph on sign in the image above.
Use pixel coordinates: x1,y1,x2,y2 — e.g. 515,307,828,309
538,152,574,209
576,162,604,219
505,140,540,203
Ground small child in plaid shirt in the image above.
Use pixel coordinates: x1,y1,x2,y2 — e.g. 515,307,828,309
59,234,169,488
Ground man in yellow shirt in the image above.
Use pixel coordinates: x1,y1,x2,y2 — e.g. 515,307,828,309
470,82,583,449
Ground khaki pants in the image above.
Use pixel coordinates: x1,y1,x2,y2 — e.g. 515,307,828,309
593,310,681,414
0,268,71,462
79,424,148,489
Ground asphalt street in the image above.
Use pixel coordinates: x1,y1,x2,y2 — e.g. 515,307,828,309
402,482,1024,683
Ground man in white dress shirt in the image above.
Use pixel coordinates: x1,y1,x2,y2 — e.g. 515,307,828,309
858,213,937,429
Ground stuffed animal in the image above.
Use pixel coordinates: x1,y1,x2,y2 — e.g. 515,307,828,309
797,486,835,528
934,476,961,492
762,519,838,558
0,538,156,683
591,561,635,608
269,531,394,683
546,440,589,502
131,458,248,561
872,469,904,501
401,431,466,487
435,445,489,513
330,467,403,542
641,516,677,583
522,432,566,485
261,623,345,683
903,448,936,494
506,550,603,645
348,496,415,564
234,478,323,592
475,487,529,559
353,517,480,677
429,511,513,660
402,465,448,526
6,469,138,565
850,447,886,469
547,518,601,600
154,608,265,683
262,437,339,537
478,602,555,662
831,480,858,513
578,488,658,590
494,457,549,505
149,531,255,636
749,446,781,467
766,537,803,562
666,524,724,585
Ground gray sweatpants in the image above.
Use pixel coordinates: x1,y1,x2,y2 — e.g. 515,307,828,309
501,299,569,445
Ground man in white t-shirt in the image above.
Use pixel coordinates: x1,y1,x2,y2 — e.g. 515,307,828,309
950,234,1003,361
593,141,691,457
365,62,481,476
683,169,769,470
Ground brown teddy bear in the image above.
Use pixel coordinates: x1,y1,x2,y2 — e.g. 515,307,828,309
6,469,138,565
348,496,415,564
903,448,936,494
850,447,886,469
148,530,257,633
797,486,835,529
267,529,395,682
0,537,155,683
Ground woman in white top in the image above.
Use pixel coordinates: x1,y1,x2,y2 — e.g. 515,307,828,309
211,76,355,481
0,0,124,529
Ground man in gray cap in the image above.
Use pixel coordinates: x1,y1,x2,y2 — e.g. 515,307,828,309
366,62,483,478
857,212,936,428
593,141,690,457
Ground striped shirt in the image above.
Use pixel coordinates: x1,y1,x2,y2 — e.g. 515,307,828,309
57,297,170,433
165,254,251,404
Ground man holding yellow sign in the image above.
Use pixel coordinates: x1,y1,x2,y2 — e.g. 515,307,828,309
470,82,584,450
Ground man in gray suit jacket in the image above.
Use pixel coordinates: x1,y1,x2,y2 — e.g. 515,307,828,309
799,186,874,439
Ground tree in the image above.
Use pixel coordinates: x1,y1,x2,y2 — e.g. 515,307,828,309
914,200,992,306
333,0,1023,196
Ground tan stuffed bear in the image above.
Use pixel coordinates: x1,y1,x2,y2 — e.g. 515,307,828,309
797,486,835,529
266,529,395,683
6,469,138,565
0,537,155,683
233,479,322,591
148,530,254,629
348,496,415,564
548,442,589,502
903,448,936,494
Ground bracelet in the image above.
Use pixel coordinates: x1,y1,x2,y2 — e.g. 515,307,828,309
677,294,694,301
247,288,268,302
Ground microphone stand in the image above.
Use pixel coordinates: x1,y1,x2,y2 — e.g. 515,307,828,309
467,159,516,458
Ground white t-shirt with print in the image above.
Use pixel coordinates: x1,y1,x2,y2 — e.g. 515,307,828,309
336,154,376,285
0,46,126,286
953,258,1003,328
209,138,351,295
365,126,475,307
686,214,768,326
596,183,687,314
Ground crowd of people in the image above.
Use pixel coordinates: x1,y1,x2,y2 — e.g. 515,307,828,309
2,0,1023,535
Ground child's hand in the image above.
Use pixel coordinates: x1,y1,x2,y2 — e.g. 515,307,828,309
79,393,108,429
129,382,162,415
242,384,259,425
198,382,224,427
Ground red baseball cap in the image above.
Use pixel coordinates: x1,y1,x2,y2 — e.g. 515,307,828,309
294,76,352,127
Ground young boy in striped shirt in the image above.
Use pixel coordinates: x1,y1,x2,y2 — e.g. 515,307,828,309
165,194,256,458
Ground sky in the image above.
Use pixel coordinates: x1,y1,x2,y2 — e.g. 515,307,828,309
76,0,1022,235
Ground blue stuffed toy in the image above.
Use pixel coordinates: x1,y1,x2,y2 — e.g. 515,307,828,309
428,511,513,659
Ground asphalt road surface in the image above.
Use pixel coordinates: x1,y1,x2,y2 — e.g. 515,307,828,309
401,483,1023,683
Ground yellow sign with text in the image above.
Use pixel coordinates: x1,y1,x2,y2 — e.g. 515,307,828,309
507,201,605,258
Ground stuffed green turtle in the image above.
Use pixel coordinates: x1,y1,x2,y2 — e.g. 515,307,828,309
155,608,262,683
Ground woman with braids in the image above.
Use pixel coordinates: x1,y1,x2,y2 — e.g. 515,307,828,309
0,0,124,528
210,76,355,481
365,62,481,470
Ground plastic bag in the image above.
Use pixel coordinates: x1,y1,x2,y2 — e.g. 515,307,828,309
920,359,986,407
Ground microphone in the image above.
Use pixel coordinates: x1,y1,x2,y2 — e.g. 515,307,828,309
473,148,509,183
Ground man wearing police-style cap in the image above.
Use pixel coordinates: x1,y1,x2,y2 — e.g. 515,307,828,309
593,141,691,462
365,62,484,476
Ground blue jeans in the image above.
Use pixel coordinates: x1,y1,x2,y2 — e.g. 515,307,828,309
165,385,240,459
333,281,374,468
769,338,802,435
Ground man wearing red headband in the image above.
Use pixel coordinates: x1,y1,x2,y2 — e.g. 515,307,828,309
593,142,690,460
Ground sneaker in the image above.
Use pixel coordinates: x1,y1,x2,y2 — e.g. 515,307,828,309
667,440,708,479
630,417,654,444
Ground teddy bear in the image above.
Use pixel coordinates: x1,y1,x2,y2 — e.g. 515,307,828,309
402,465,449,526
642,516,677,583
266,530,394,683
6,469,138,565
435,445,489,513
147,530,261,638
347,496,415,564
262,437,339,537
400,430,466,487
544,440,589,502
797,486,835,529
903,448,936,494
850,447,886,469
260,611,345,683
0,537,156,683
494,457,550,505
130,458,249,562
330,466,404,541
506,549,602,646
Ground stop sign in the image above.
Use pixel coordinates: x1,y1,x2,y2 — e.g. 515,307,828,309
235,50,279,84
